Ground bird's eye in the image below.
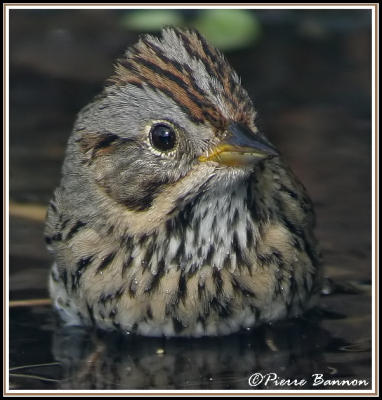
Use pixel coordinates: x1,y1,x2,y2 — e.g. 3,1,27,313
150,123,176,152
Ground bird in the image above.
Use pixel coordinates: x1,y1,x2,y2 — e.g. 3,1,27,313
44,27,322,337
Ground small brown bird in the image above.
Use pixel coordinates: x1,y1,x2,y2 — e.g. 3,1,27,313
45,28,321,337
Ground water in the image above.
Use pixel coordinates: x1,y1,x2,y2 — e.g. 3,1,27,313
9,9,372,391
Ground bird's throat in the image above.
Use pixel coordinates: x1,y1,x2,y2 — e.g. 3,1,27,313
143,180,259,275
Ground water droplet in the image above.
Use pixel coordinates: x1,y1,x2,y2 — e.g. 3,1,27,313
124,330,131,335
209,377,213,381
327,366,338,375
321,277,335,295
156,348,165,355
245,327,251,331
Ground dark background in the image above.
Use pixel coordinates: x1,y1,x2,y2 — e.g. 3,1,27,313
8,8,373,390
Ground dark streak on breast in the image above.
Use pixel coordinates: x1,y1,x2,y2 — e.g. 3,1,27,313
72,255,94,289
66,220,87,241
172,317,186,333
86,302,96,325
51,233,62,241
177,273,187,304
49,201,57,213
122,253,134,278
147,259,166,293
197,279,205,299
96,252,116,274
128,275,138,298
210,297,232,319
212,268,223,296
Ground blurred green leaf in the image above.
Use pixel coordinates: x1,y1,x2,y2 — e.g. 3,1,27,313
193,9,261,50
121,10,185,31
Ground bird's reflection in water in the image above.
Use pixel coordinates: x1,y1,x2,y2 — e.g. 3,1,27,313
51,312,348,390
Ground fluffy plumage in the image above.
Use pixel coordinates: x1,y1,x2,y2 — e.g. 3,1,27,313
45,28,321,337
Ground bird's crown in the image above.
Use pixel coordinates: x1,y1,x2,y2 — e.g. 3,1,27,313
109,27,256,132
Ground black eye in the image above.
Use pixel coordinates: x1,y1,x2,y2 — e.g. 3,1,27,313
150,123,176,152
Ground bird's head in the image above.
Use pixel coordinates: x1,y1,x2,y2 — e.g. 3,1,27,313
66,28,278,235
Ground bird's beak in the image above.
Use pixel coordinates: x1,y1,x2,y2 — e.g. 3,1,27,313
199,122,278,167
